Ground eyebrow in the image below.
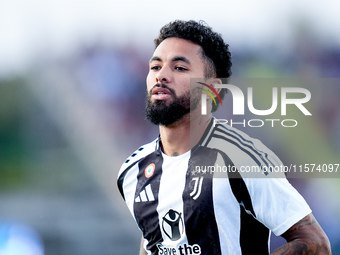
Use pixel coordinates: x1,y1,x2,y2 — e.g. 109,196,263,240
149,56,191,65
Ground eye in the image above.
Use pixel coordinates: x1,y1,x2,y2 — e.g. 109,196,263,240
175,66,188,71
150,65,161,71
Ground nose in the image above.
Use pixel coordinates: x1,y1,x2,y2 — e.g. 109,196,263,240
155,66,171,83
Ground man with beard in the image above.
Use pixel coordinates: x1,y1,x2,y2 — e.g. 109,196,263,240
117,20,331,255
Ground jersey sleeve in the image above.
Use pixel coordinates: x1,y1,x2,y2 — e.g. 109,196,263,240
207,122,312,236
117,138,159,200
243,177,312,236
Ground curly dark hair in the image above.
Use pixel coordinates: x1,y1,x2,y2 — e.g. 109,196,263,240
154,20,232,112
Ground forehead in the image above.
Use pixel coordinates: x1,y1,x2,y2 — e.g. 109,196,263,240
151,37,203,62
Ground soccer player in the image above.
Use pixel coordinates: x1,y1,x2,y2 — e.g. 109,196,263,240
117,20,331,255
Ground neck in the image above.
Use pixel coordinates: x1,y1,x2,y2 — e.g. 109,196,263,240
159,111,212,156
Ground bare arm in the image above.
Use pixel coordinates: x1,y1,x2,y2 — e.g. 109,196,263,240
139,236,147,255
271,213,331,255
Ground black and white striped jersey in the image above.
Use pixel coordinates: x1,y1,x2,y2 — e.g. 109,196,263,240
117,119,311,255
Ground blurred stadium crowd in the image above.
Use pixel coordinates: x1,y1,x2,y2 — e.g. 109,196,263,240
0,23,340,254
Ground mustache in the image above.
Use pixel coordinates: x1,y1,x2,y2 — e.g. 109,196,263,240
149,83,176,96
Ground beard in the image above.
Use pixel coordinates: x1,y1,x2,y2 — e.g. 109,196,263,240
145,85,200,126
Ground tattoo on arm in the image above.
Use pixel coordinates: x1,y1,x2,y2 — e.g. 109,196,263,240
271,214,331,255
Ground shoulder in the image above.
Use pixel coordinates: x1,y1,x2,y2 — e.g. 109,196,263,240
203,118,274,154
117,137,159,199
118,137,159,176
203,118,284,178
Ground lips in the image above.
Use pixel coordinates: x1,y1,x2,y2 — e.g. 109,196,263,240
151,87,172,100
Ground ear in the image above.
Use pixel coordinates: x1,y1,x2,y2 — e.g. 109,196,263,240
206,78,222,94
